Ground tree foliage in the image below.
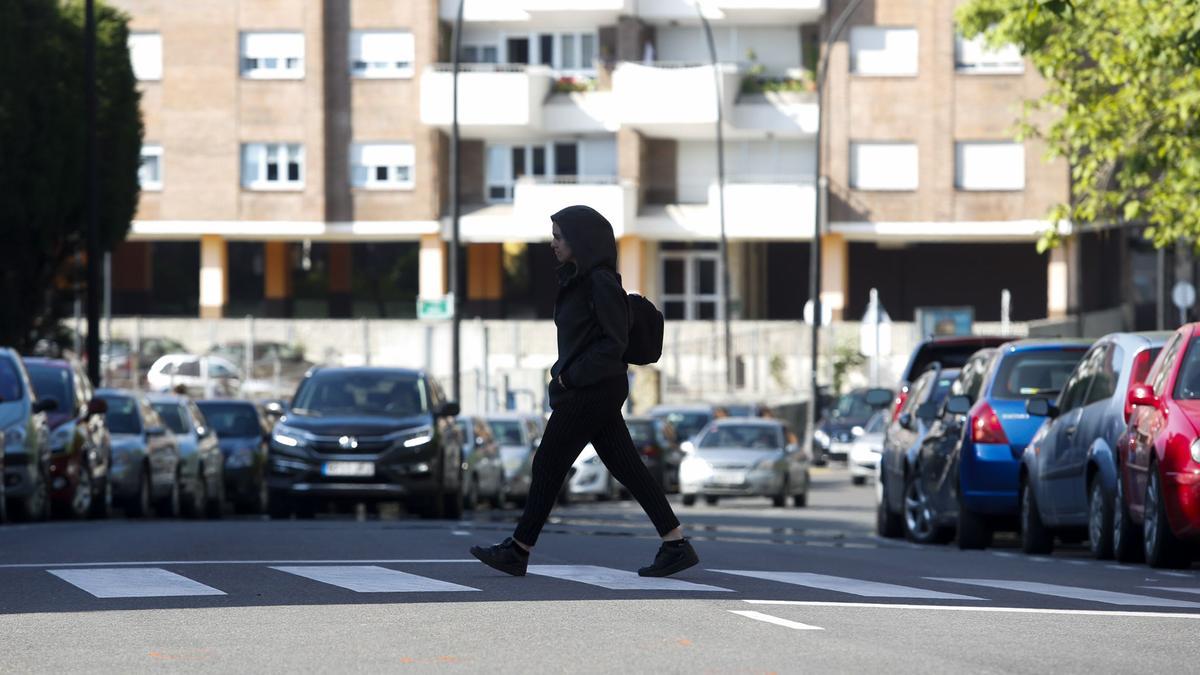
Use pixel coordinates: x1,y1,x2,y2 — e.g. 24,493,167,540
956,0,1200,251
0,0,142,350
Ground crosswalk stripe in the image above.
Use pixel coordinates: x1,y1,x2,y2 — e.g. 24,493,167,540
271,566,480,593
527,565,732,592
48,568,225,598
929,578,1200,608
728,610,824,631
712,570,980,600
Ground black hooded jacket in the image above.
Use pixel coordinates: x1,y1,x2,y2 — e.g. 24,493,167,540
549,205,629,398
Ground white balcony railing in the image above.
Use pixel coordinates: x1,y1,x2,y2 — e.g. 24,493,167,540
440,0,633,22
419,64,553,132
612,62,742,132
514,177,636,237
634,177,816,240
636,0,824,22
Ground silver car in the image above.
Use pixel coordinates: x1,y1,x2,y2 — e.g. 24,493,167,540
679,418,809,508
485,413,544,503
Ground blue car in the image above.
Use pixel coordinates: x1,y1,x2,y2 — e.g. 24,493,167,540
908,339,1089,549
1019,331,1169,558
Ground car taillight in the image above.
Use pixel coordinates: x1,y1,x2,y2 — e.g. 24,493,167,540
970,401,1009,445
891,389,908,422
641,444,657,457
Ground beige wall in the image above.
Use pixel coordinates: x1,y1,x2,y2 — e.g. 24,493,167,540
823,0,1068,226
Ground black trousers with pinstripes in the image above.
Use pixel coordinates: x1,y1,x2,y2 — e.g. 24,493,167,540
513,376,681,547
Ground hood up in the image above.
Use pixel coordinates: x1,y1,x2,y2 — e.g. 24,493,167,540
551,204,618,285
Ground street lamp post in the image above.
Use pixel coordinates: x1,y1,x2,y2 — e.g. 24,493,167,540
807,0,866,449
449,0,465,402
84,0,101,386
695,4,734,393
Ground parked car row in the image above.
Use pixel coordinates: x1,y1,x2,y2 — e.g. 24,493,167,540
876,329,1200,568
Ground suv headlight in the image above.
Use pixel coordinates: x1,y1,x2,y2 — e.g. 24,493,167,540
272,423,313,450
1191,438,1200,464
392,426,434,449
50,424,74,452
813,429,830,447
4,425,26,451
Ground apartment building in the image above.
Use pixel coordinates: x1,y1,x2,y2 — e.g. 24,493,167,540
110,0,1094,326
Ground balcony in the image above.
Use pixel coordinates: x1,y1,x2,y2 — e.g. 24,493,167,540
732,90,819,137
420,64,553,137
636,0,825,23
455,177,636,243
440,0,632,23
611,62,742,137
634,177,816,240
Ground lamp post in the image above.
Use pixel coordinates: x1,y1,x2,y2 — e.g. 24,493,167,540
807,0,865,449
84,0,100,386
449,0,465,402
694,3,733,393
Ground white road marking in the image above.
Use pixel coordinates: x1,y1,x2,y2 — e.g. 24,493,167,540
451,531,471,536
1144,587,1200,595
928,578,1200,608
744,599,1200,619
1065,560,1089,566
1159,572,1194,578
712,570,980,600
728,610,823,631
48,568,225,599
991,552,1017,558
527,565,732,592
0,559,478,569
1106,565,1137,571
271,566,479,593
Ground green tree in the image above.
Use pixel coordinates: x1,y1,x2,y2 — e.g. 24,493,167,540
0,0,142,350
956,0,1200,251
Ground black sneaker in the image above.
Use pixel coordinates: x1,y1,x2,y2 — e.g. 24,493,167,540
470,537,529,577
638,538,699,577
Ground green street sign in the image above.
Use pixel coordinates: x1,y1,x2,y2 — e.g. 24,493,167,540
417,295,454,320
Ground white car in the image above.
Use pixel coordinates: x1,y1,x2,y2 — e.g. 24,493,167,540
679,418,809,507
848,412,887,485
146,354,242,398
566,444,622,502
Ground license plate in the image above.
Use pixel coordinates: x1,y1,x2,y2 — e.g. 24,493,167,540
322,461,375,477
829,442,853,455
710,470,745,485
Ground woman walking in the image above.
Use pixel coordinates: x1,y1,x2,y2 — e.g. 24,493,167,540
471,205,697,578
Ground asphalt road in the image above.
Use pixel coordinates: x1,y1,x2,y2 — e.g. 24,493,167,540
3,466,1199,673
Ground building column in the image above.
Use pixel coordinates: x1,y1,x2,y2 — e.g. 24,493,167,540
618,127,646,210
467,243,503,315
419,234,447,299
821,233,849,321
199,235,227,319
328,242,352,318
618,235,646,294
262,241,293,318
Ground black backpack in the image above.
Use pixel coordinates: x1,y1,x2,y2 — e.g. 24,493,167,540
623,293,664,366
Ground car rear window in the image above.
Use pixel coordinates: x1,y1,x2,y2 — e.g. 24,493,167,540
991,350,1085,400
905,340,1008,382
26,364,72,410
196,402,260,437
488,420,526,446
102,396,142,434
151,402,190,434
627,420,654,446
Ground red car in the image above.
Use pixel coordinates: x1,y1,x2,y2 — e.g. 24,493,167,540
1119,323,1200,567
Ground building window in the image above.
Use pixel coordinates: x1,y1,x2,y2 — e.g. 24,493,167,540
240,32,305,79
484,141,580,202
956,141,1025,191
849,27,918,76
460,44,499,64
139,144,163,190
660,244,722,320
128,33,162,81
351,143,415,190
350,31,414,78
495,31,597,73
242,143,304,190
955,34,1023,74
850,142,918,191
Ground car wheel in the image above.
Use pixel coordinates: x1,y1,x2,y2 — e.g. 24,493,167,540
1020,479,1054,555
1144,461,1189,569
852,475,867,486
772,478,788,508
792,491,807,508
956,483,993,550
704,495,720,506
876,470,903,539
443,478,464,520
682,494,697,507
1087,478,1114,560
0,480,7,523
156,472,181,518
1112,472,1142,562
89,476,112,519
128,468,152,518
903,471,949,544
10,469,48,522
66,465,94,519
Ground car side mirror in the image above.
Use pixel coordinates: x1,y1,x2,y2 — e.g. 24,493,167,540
1026,397,1059,419
86,398,108,417
1125,384,1158,421
436,401,461,417
897,412,914,430
865,388,894,408
32,397,58,414
944,396,972,416
915,401,938,422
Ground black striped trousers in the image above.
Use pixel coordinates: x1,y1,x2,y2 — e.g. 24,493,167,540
513,376,680,547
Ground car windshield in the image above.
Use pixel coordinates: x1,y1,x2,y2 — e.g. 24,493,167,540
655,411,711,440
102,396,141,434
1173,338,1200,400
0,358,24,403
291,371,427,418
831,393,873,420
992,349,1086,400
196,402,260,437
488,420,525,446
627,421,655,446
151,402,190,434
699,424,783,449
26,364,72,410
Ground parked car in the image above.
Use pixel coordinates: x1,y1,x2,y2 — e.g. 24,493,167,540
100,336,188,385
626,416,682,493
146,354,242,398
149,394,226,518
0,349,55,521
648,404,714,443
266,367,463,519
458,415,505,509
906,340,1088,548
876,365,961,538
891,336,1011,420
813,388,894,464
848,411,887,486
209,341,312,379
1118,323,1200,567
94,389,183,517
195,399,271,515
1020,332,1168,558
485,413,544,502
24,357,112,519
679,418,809,508
566,444,622,502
